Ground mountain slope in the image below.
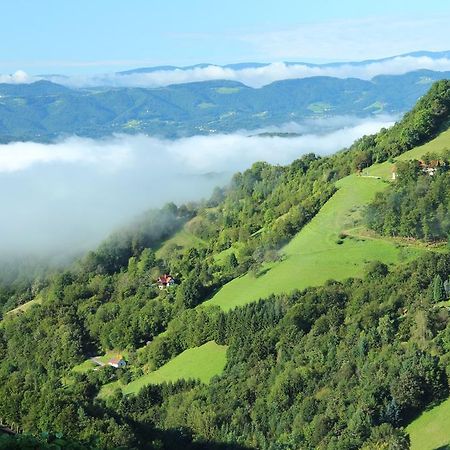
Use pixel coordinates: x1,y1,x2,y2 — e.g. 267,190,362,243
2,81,450,449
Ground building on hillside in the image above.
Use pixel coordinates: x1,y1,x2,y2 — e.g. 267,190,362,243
108,357,126,369
157,274,176,290
418,159,441,176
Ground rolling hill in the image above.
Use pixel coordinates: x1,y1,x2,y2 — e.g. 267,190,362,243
0,69,450,141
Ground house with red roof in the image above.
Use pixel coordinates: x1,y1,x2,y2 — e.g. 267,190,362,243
157,274,176,290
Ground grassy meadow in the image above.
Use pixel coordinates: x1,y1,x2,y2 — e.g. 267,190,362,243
407,397,450,450
365,127,450,179
99,341,227,397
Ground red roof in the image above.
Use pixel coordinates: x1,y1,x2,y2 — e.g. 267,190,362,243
108,357,124,365
158,274,173,284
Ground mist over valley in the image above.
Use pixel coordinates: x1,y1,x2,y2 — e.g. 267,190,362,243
0,115,393,258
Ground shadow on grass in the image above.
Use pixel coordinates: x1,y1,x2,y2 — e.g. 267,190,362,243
434,446,450,450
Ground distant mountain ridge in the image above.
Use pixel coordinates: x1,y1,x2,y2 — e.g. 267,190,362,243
0,69,449,141
117,50,450,75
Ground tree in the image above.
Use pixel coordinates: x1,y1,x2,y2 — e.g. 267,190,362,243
433,274,446,303
226,253,239,272
176,276,205,309
444,278,450,298
366,261,389,279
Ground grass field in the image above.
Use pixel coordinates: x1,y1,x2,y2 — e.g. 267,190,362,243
71,350,128,374
72,359,97,374
215,87,241,94
204,129,450,311
407,397,450,450
97,341,227,397
122,342,227,395
205,175,425,311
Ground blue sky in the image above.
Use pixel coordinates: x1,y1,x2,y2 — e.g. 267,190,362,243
3,0,450,74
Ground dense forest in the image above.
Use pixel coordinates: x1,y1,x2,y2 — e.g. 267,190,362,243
1,80,450,449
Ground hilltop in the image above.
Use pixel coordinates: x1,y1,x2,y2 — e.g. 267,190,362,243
1,80,450,449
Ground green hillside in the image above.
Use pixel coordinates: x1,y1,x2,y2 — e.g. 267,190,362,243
97,341,227,399
155,226,205,260
206,174,424,311
366,127,450,179
2,81,450,449
207,121,450,311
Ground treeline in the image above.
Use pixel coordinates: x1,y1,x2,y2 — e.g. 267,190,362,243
366,155,450,241
350,79,450,169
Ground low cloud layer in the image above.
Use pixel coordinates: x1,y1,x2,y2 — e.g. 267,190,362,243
0,116,394,257
2,55,450,89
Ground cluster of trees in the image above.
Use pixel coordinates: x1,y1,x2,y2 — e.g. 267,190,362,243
2,251,450,449
0,432,104,450
366,155,450,241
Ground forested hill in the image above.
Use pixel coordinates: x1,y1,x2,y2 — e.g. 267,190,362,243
1,80,450,449
0,69,449,141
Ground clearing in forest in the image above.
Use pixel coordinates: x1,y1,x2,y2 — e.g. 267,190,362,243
99,341,227,397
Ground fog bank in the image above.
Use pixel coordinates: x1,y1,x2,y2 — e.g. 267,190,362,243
0,116,394,257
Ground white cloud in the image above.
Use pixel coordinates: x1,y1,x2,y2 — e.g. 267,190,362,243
6,55,450,89
4,16,450,89
239,16,450,62
0,70,32,84
0,117,394,174
0,137,131,172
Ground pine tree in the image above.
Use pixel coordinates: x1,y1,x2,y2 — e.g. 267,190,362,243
433,274,445,303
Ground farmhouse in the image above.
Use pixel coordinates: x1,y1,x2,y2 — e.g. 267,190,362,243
418,159,441,176
157,274,176,290
108,357,126,369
